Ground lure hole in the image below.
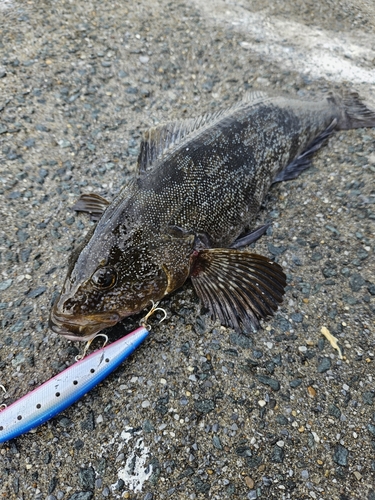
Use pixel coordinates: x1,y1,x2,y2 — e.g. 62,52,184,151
0,426,3,431
55,392,60,397
105,358,110,363
90,368,95,374
17,415,22,421
73,380,78,385
36,403,41,409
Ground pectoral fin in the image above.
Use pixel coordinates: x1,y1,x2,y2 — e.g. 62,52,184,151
190,249,286,333
72,193,110,221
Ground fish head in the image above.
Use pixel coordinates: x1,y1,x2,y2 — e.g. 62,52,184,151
49,219,193,341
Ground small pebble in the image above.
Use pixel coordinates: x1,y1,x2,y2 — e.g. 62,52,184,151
212,436,223,450
276,415,288,425
245,476,255,489
27,286,47,298
58,139,71,148
328,404,341,419
301,470,309,479
291,313,303,323
68,492,93,500
333,444,349,466
194,399,215,414
102,486,110,497
317,357,331,373
78,467,95,490
307,386,317,397
349,273,365,292
363,391,374,405
271,445,285,463
257,375,280,391
312,432,320,443
0,279,13,291
290,379,302,388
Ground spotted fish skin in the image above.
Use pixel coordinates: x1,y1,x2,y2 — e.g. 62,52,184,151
49,91,375,339
134,94,337,247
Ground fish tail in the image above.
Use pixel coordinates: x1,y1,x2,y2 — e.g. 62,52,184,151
330,91,375,130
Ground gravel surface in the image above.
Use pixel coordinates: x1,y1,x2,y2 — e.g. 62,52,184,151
1,0,374,499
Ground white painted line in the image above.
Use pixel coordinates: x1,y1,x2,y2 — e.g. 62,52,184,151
194,1,375,88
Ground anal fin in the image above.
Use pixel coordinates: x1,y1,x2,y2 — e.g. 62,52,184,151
273,119,337,183
190,249,286,333
72,193,110,222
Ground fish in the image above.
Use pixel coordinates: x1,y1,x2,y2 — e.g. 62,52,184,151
0,327,149,443
49,90,375,340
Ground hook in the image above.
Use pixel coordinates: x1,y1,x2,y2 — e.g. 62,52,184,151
0,384,7,411
75,333,109,361
140,300,168,329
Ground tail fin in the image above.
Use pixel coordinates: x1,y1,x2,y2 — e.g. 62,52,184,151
330,91,375,130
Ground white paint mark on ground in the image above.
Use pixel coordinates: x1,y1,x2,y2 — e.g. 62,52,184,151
111,427,152,493
193,0,375,92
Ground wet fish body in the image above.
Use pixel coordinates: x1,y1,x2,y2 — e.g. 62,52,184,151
50,91,375,339
0,327,149,443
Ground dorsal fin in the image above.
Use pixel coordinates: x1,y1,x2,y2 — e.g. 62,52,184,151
137,91,269,173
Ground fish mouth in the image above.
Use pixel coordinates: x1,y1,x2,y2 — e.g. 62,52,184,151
49,305,121,341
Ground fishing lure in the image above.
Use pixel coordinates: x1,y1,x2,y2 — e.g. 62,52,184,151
0,326,149,443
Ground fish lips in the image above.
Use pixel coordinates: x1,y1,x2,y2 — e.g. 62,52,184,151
49,306,121,341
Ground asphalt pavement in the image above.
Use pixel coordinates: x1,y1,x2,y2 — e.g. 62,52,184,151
0,0,374,499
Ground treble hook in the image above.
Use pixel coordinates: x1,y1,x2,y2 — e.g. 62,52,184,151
140,300,168,330
75,333,109,361
0,384,7,411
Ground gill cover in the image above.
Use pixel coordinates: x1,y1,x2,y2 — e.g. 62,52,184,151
49,190,196,340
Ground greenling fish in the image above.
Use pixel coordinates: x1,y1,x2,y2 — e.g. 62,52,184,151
49,90,375,341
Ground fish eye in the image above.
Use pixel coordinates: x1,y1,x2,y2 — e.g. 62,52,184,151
91,267,117,289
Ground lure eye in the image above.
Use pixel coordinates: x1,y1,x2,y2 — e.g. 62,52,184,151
91,267,117,289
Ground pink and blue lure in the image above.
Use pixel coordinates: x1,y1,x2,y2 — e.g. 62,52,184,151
0,327,149,443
